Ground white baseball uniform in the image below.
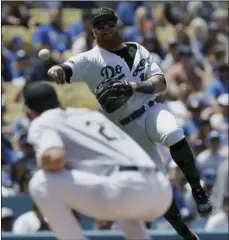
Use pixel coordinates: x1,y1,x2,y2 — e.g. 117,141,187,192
28,107,172,240
63,42,185,170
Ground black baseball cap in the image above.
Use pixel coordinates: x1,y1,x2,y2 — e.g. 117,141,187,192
23,82,59,113
91,7,118,26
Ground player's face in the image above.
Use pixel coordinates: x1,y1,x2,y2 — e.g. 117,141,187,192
93,19,124,50
93,19,117,40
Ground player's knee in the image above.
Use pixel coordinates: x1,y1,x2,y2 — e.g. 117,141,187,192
161,128,185,147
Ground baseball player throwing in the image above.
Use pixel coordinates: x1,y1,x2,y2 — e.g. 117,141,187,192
48,7,209,239
24,82,174,240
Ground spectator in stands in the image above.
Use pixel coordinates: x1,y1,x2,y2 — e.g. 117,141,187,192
12,114,30,145
190,139,206,158
187,2,219,23
2,134,19,166
71,12,94,55
17,132,36,174
206,63,229,105
197,116,214,143
211,160,229,214
141,20,165,59
2,53,12,82
182,96,207,142
116,1,152,26
2,94,13,139
174,23,191,46
161,38,180,71
3,35,24,65
167,160,192,212
10,50,47,85
123,6,152,43
18,170,33,194
210,94,229,147
166,45,205,100
2,1,37,28
2,135,19,196
65,10,92,41
196,130,226,172
13,204,50,233
205,195,229,232
189,17,209,59
213,9,229,37
203,44,227,73
32,9,72,63
162,1,185,26
3,39,49,84
201,168,217,195
2,207,14,231
11,50,30,84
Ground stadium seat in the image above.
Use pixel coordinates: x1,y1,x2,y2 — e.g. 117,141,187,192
2,26,33,43
2,194,33,219
29,9,51,24
62,8,82,27
29,8,82,27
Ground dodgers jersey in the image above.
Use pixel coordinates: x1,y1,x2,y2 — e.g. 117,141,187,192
64,42,164,121
28,107,156,175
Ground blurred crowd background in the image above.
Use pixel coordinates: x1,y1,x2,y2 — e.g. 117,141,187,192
2,1,229,236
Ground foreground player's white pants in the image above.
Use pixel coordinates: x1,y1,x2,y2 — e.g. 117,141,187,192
29,169,172,240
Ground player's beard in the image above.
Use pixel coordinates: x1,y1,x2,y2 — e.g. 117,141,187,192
96,30,124,51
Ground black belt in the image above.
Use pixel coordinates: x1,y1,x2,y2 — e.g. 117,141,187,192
119,166,140,171
119,166,157,172
119,100,155,126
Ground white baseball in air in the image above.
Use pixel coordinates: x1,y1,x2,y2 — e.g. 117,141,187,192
38,49,50,60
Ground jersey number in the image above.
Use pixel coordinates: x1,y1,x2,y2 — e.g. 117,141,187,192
86,121,117,141
140,73,145,82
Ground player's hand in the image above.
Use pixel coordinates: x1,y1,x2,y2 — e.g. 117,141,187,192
113,81,137,91
48,66,66,85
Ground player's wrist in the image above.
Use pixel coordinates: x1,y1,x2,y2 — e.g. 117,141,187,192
135,81,156,94
58,64,72,83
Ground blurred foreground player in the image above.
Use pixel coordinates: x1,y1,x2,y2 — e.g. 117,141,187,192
24,82,175,240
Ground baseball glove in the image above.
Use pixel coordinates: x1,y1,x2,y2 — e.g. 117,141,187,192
95,79,133,113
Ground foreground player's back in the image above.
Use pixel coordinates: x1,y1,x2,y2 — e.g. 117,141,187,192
28,107,155,174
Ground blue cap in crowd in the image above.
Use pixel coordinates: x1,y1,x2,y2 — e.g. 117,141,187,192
201,168,217,185
11,35,23,47
15,50,28,61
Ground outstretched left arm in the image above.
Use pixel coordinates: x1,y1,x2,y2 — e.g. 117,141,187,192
113,74,167,95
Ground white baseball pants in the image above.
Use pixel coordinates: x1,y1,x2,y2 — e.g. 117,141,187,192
118,101,185,166
29,168,172,240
